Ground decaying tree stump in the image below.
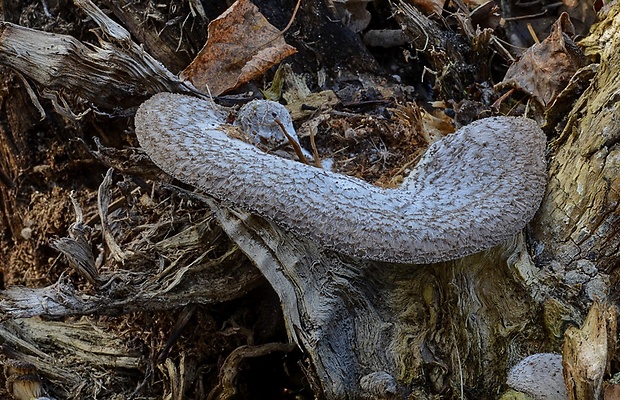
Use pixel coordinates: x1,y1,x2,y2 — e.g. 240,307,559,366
0,0,619,399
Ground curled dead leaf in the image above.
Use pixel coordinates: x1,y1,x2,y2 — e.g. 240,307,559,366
180,0,297,96
497,12,586,108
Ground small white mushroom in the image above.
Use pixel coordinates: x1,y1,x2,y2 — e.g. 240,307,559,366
134,92,547,264
235,100,313,161
507,353,568,400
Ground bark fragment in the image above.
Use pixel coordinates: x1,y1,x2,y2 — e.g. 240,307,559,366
0,0,196,113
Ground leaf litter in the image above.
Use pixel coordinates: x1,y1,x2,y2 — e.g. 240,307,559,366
180,0,298,96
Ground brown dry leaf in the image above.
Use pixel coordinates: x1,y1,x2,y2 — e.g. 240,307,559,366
278,64,339,120
180,0,297,96
409,0,443,15
605,384,620,400
498,12,586,108
559,0,599,35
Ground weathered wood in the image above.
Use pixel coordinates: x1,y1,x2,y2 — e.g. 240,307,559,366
1,318,142,398
0,183,265,320
210,201,545,398
0,4,196,113
532,8,620,274
99,0,209,74
0,0,619,399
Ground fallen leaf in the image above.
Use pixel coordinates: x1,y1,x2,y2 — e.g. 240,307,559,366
470,1,502,30
408,0,443,15
605,384,620,400
559,0,598,36
497,12,586,108
278,64,339,120
180,0,297,96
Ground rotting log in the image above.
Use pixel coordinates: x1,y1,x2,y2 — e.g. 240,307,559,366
0,0,619,399
208,202,546,398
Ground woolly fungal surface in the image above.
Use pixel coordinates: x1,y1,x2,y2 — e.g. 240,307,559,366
135,92,547,264
507,353,568,400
